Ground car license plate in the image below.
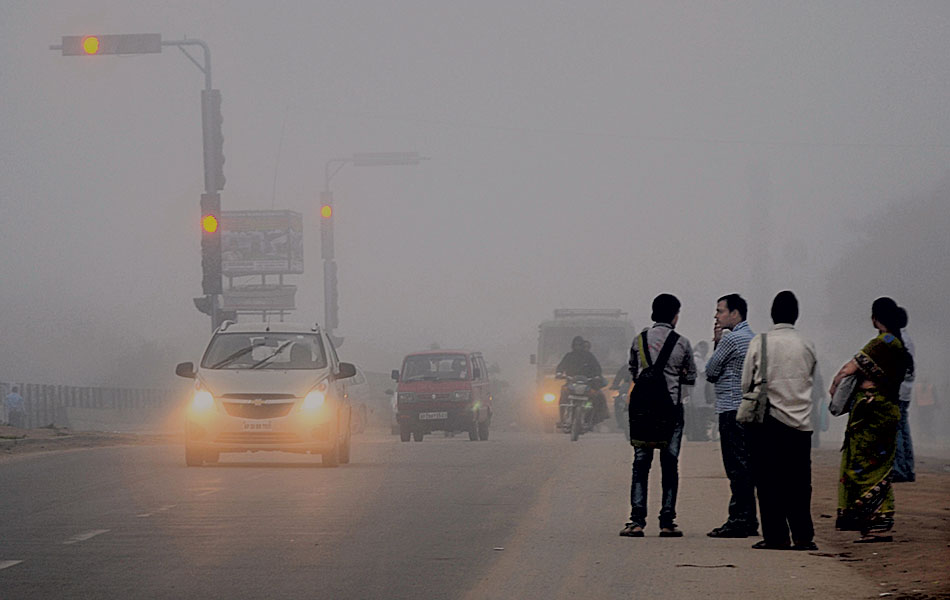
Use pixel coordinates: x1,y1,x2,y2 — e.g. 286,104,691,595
243,420,273,431
568,395,587,401
418,411,448,420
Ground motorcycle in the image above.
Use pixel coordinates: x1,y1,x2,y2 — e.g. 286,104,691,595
557,374,597,441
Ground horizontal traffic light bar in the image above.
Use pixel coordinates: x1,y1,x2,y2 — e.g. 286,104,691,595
60,34,162,56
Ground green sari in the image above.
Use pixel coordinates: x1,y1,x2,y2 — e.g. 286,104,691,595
837,333,908,534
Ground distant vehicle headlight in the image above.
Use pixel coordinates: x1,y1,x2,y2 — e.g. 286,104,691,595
191,390,215,413
303,383,327,411
543,393,557,403
452,390,471,401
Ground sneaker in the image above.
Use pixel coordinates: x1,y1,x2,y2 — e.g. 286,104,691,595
707,526,750,538
619,523,644,537
791,541,819,551
659,526,683,538
751,540,791,550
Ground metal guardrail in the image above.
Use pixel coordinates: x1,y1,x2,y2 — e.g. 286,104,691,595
0,381,179,430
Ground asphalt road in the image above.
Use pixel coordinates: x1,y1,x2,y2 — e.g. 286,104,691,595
0,430,879,599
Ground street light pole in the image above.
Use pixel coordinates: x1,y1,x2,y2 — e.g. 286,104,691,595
319,153,428,346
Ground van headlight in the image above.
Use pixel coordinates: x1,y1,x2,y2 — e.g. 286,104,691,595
452,391,471,401
543,393,557,403
190,390,215,413
302,382,328,411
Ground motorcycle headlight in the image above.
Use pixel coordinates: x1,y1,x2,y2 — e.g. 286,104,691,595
190,390,215,413
543,393,557,403
302,382,328,411
452,390,471,401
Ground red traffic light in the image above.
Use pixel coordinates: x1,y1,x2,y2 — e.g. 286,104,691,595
320,205,333,219
202,214,219,233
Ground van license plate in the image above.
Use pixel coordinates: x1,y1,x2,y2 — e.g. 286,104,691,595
418,412,448,420
243,421,273,431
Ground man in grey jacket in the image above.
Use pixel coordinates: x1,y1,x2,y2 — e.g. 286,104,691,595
620,294,697,538
742,291,818,551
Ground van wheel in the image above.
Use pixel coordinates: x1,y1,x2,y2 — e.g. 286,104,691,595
399,423,411,442
204,450,220,464
185,445,203,467
468,418,479,441
322,439,340,467
412,429,424,442
478,419,490,441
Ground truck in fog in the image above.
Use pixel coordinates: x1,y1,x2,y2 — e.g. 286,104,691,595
531,309,636,431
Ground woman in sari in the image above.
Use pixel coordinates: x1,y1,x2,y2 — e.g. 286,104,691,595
829,297,912,543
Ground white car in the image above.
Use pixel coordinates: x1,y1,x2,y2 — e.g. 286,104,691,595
175,321,356,467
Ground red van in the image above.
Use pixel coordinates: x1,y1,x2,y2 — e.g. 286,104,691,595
392,350,492,442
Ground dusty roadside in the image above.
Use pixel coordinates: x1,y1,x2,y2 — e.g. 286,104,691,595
812,447,950,600
0,424,179,461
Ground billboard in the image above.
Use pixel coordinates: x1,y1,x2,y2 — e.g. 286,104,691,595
221,210,303,275
221,285,297,311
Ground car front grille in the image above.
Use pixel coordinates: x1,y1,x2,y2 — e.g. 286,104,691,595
214,432,302,445
223,402,294,419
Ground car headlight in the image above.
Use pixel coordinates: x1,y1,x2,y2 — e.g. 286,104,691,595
303,382,327,411
190,390,215,413
452,390,471,401
543,393,557,403
397,392,414,403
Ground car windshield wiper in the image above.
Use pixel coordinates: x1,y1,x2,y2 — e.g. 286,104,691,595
209,346,257,369
249,340,294,369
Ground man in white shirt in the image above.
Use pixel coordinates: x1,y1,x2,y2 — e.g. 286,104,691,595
741,291,818,551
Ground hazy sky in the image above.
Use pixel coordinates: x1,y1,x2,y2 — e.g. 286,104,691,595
2,1,948,387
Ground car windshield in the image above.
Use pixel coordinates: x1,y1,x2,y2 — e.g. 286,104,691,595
201,333,328,370
401,354,469,381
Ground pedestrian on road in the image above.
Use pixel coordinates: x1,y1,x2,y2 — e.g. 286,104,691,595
704,293,759,538
4,386,26,428
742,291,818,551
893,307,916,482
620,294,697,538
830,297,912,543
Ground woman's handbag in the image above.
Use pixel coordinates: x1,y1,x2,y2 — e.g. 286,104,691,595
829,373,857,416
737,333,768,424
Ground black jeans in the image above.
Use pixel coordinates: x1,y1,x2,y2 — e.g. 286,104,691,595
750,415,814,546
719,410,758,530
629,418,684,529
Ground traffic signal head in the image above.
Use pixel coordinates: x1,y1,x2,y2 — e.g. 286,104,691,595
200,193,222,295
60,34,162,56
201,89,225,191
320,205,332,219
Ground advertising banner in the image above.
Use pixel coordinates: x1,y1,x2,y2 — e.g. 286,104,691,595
221,210,303,275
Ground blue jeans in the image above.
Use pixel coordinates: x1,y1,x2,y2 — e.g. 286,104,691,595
893,401,915,482
629,421,683,529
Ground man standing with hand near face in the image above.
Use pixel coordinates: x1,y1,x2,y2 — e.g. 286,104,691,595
705,293,758,538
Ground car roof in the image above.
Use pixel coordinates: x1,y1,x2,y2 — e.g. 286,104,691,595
216,321,322,334
403,349,479,357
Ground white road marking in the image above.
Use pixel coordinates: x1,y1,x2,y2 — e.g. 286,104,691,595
0,560,23,570
63,529,109,545
136,513,152,518
191,488,220,497
157,504,177,512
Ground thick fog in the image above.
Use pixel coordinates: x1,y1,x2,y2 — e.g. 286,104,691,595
1,2,948,402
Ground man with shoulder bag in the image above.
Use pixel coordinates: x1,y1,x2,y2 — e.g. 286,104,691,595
620,294,697,538
741,291,819,551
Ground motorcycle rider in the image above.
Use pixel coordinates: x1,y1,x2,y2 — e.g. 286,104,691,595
556,336,607,423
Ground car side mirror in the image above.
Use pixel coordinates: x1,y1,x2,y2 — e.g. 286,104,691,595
337,362,357,380
529,354,537,365
175,362,196,379
473,368,481,380
391,369,400,381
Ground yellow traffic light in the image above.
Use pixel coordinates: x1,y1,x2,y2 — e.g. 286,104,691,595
82,36,100,55
202,214,219,233
320,205,332,219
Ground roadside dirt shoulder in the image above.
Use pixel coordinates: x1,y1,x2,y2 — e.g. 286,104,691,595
0,425,178,461
812,448,950,600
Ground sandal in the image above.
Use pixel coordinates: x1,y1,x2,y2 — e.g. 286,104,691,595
659,527,683,538
619,523,644,537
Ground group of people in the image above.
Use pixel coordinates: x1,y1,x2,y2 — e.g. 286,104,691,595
618,292,915,548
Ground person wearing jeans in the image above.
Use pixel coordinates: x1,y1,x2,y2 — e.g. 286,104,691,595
629,410,684,532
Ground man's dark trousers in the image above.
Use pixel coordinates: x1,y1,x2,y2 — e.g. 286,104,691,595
629,419,684,529
750,415,814,546
719,410,758,531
